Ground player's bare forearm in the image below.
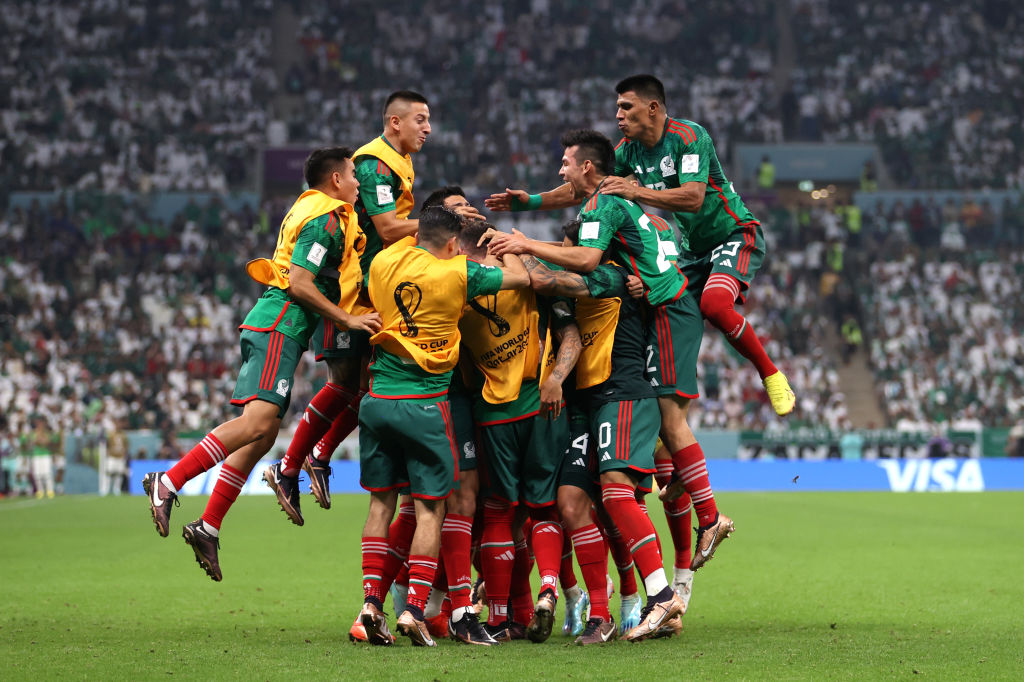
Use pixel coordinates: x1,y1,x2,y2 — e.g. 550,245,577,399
485,183,581,212
550,323,582,385
372,211,419,244
491,237,601,273
633,183,706,213
523,255,591,298
289,266,382,333
538,183,582,210
497,254,530,290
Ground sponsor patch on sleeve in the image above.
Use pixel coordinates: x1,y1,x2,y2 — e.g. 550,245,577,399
679,154,699,174
307,242,327,266
376,185,394,205
580,221,601,241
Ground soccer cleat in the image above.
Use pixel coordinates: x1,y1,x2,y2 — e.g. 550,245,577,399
673,567,695,611
562,589,590,636
484,621,526,642
763,370,796,417
623,591,685,642
302,455,332,510
182,520,222,582
448,611,497,646
690,513,735,571
526,590,557,643
359,602,394,646
390,583,409,617
348,616,368,643
619,593,643,635
650,614,683,639
575,616,617,645
397,610,437,647
143,472,179,537
263,463,303,526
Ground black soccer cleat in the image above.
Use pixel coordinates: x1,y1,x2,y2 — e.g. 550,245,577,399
263,463,303,526
182,520,222,581
143,471,179,537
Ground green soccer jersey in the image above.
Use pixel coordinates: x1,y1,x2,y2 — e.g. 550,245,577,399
354,138,406,282
577,188,687,307
579,264,655,406
368,259,504,400
241,213,348,346
614,117,757,255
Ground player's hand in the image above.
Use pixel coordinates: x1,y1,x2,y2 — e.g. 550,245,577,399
453,204,486,221
485,188,530,212
344,312,383,334
598,176,640,201
539,377,563,419
625,275,645,299
488,229,530,257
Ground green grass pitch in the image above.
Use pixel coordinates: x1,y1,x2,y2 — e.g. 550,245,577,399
2,491,1022,679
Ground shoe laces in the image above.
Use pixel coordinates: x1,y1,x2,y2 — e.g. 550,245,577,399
581,617,602,636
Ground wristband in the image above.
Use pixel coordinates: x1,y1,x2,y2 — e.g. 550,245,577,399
511,193,542,212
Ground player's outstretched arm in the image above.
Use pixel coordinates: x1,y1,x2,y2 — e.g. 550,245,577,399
288,265,383,333
522,256,592,299
495,253,530,290
484,183,581,212
486,229,602,273
370,210,419,245
599,177,706,213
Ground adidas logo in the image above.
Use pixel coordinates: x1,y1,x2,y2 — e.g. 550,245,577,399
572,458,586,467
601,453,612,461
496,550,515,561
536,524,561,534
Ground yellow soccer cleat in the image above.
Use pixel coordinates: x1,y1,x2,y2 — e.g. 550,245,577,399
763,371,796,416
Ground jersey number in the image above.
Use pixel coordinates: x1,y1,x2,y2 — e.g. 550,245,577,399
639,214,679,273
598,422,613,450
572,433,589,456
711,241,742,269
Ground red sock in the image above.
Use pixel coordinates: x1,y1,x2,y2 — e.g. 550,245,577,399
314,390,365,463
200,463,245,530
530,510,563,596
570,524,610,621
395,562,409,588
665,494,693,569
601,520,638,596
380,502,417,591
407,555,438,612
701,274,777,378
510,538,534,624
167,433,228,490
559,533,578,591
601,483,663,581
480,499,515,626
361,536,389,602
281,383,355,475
440,513,474,610
432,559,448,592
670,444,718,526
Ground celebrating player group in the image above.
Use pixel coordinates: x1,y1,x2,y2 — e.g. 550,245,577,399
143,76,796,647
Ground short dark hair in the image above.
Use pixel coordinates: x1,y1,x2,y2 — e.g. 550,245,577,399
303,146,353,188
383,90,429,122
417,206,463,248
560,129,615,177
561,219,582,246
458,220,494,257
615,74,666,107
422,185,468,210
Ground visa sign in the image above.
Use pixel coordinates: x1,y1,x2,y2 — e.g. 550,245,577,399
877,458,984,492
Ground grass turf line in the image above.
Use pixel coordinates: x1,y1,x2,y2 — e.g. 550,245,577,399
2,492,1022,679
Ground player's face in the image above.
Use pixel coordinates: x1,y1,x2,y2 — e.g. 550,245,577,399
616,90,652,139
442,195,471,211
397,102,431,153
559,146,586,197
335,158,359,205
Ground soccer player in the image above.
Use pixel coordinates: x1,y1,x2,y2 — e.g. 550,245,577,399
142,147,380,581
521,221,684,644
356,207,529,647
458,221,581,644
267,91,432,524
487,128,736,573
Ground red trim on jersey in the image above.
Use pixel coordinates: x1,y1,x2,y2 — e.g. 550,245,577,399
411,490,454,500
363,482,412,493
737,225,756,275
656,307,676,386
439,400,461,485
238,301,291,333
324,211,337,236
668,120,696,144
260,332,284,391
521,499,557,509
614,137,628,151
367,388,450,400
707,176,759,229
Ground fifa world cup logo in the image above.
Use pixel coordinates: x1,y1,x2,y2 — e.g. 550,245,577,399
394,281,422,338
